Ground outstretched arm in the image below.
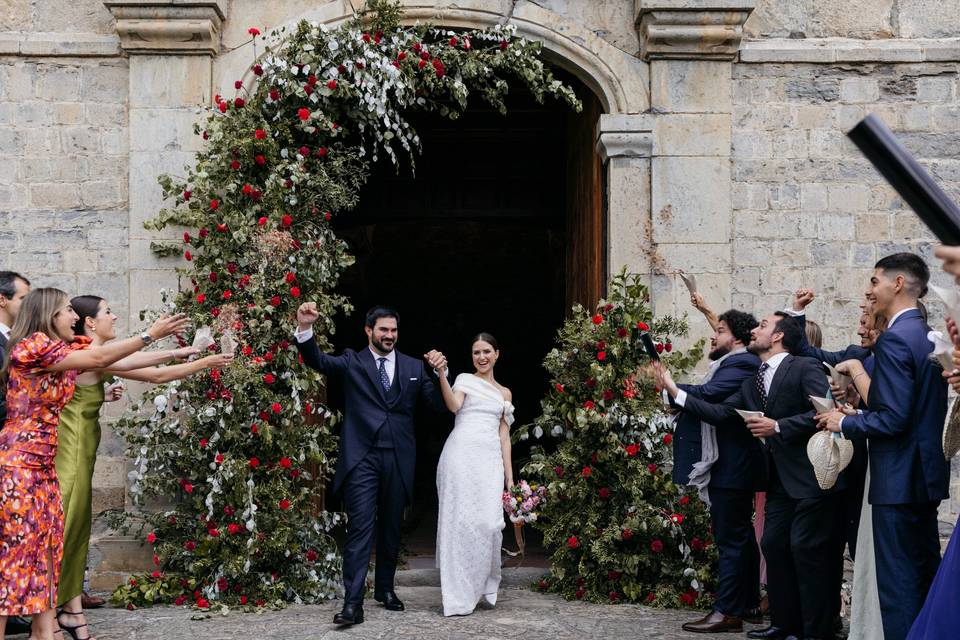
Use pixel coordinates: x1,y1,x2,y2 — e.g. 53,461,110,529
47,314,189,373
690,292,719,332
434,364,464,413
105,346,198,372
418,353,450,414
293,302,349,377
113,354,232,384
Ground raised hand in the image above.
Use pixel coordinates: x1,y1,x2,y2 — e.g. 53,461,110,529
202,353,234,369
690,292,709,312
148,313,190,341
424,349,447,373
172,346,199,360
297,302,320,330
934,245,960,285
792,288,815,312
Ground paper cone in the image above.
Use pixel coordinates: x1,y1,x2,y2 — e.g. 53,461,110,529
809,395,837,414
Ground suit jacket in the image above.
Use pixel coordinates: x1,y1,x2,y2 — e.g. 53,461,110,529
296,337,445,502
680,354,837,500
794,314,872,366
0,331,7,428
840,309,949,505
672,350,765,491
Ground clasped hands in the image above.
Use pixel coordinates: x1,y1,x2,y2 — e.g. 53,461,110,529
424,350,447,373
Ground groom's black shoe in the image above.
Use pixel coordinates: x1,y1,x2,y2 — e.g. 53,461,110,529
747,626,788,639
374,591,405,611
333,604,364,625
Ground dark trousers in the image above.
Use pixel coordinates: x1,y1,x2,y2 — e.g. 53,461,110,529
710,486,760,617
341,447,406,605
873,502,941,640
761,474,844,639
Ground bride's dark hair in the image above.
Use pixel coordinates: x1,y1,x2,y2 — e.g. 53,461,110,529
471,332,499,351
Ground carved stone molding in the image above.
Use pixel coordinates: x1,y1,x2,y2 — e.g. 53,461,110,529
635,0,755,61
596,114,654,161
103,0,227,55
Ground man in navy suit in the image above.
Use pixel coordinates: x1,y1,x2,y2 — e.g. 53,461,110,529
818,253,949,640
295,303,446,626
657,313,841,640
668,309,764,633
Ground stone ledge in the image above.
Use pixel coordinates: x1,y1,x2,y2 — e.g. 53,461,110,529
740,37,960,63
0,32,122,57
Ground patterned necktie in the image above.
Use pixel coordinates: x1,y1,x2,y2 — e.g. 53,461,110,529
755,362,770,408
378,357,391,393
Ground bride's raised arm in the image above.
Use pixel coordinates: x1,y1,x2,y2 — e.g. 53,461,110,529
430,357,464,413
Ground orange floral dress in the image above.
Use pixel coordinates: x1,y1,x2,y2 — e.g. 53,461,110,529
0,332,91,615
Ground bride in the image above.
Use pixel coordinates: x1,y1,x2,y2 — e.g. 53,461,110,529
435,333,515,617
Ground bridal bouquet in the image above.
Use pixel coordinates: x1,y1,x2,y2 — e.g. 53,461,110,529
502,480,547,524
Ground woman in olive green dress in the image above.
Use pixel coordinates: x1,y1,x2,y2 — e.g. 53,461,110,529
55,296,232,640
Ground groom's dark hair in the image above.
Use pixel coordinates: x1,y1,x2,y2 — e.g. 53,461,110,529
365,305,399,328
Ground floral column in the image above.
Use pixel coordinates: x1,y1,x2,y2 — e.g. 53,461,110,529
635,0,755,334
104,0,225,326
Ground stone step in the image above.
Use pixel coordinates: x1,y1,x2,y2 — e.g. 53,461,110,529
395,566,547,588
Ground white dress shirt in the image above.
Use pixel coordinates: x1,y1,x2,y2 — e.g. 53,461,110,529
371,347,395,386
0,322,9,340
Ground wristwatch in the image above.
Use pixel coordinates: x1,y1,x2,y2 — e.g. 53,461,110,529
140,332,154,345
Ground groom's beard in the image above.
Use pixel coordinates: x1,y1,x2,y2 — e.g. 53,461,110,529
372,336,395,353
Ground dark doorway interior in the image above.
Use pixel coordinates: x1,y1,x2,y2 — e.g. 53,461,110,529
327,72,603,558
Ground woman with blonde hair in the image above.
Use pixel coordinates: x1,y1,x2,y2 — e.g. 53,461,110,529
0,288,187,640
55,296,231,640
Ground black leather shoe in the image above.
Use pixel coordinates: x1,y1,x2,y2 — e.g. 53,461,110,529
333,604,364,626
743,607,764,624
375,590,405,611
5,616,32,636
747,626,788,639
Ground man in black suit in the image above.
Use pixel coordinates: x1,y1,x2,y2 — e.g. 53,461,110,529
294,303,446,626
656,312,842,640
667,309,764,633
0,271,31,637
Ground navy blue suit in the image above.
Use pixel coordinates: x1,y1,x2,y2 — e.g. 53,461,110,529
671,350,763,618
296,337,445,605
839,309,948,640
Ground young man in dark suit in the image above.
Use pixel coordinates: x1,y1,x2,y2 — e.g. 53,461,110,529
295,303,446,626
668,309,764,633
657,312,841,640
817,253,948,640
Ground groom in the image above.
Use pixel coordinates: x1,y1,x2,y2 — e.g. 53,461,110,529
295,303,447,626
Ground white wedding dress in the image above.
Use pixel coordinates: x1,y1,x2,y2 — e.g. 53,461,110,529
849,450,884,640
436,374,515,616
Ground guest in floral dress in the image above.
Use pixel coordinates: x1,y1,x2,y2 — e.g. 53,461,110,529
0,288,187,640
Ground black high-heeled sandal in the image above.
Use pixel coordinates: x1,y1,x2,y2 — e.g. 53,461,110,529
56,609,95,640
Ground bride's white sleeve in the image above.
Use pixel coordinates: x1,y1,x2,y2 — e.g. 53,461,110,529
502,403,515,427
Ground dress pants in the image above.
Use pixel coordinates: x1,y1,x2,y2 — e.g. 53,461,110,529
873,502,941,640
761,471,844,639
341,447,407,605
710,486,760,617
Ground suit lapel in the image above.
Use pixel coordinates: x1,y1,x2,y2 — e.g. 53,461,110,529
360,348,388,403
766,354,794,408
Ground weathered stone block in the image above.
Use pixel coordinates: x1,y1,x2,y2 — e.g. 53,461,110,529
800,183,829,211
0,64,37,102
807,0,894,38
654,114,730,157
732,129,771,159
63,249,99,272
732,182,768,210
29,182,80,208
897,0,960,38
8,250,64,272
794,105,834,129
916,77,955,103
771,130,808,159
840,77,880,103
855,214,891,242
35,64,81,102
0,127,22,154
86,103,126,127
656,242,731,274
785,77,840,103
651,60,731,114
81,64,128,102
61,126,100,154
81,179,125,209
652,157,730,244
768,183,800,210
129,55,211,108
827,184,869,212
87,226,128,248
902,104,933,131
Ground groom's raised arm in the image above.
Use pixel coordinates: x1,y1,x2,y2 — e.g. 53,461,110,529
294,302,349,377
418,350,448,413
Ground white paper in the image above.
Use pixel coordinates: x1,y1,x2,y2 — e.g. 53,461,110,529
809,395,837,414
191,326,215,352
736,409,766,444
930,283,960,327
928,330,956,373
823,361,852,390
678,270,697,295
220,330,237,356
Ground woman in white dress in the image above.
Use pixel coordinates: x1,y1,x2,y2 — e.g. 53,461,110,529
435,333,515,617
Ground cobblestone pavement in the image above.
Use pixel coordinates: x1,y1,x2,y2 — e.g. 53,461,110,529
85,586,770,640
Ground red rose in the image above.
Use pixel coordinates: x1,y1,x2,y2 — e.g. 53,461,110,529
671,513,684,524
648,463,658,473
596,340,606,350
326,79,337,90
269,88,280,101
418,59,426,69
655,342,664,354
196,293,206,303
316,147,328,157
604,303,614,312
281,214,293,227
621,529,633,541
290,286,301,298
279,499,291,510
324,211,332,221
598,487,611,499
271,402,282,413
255,599,266,607
624,444,639,457
585,378,597,389
449,36,458,46
581,466,592,477
175,596,187,606
209,199,219,210
650,539,664,553
646,593,656,603
690,537,704,552
184,540,196,551
432,58,445,77
500,40,509,50
255,154,265,165
254,129,266,139
183,250,192,261
183,190,191,200
584,400,596,410
258,216,267,226
592,314,603,325
616,327,628,337
253,64,263,76
307,74,317,86
218,101,227,113
663,434,673,444
270,295,281,307
249,457,260,468
554,383,564,393
665,341,673,352
226,262,237,274
285,272,296,283
215,453,224,464
679,495,690,505
567,536,579,549
596,351,607,361
234,97,245,108
623,389,635,399
147,532,157,544
241,184,252,195
241,345,252,356
306,549,318,562
250,423,258,434
182,482,193,494
575,589,585,599
216,223,228,233
263,374,275,384
637,321,650,331
362,33,371,43
554,465,564,477
247,27,260,36
222,290,232,300
681,591,696,606
603,390,615,401
297,108,310,121
183,231,191,244
607,570,621,581
609,591,620,601
279,457,292,468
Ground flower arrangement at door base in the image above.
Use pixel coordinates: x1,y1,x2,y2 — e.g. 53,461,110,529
518,271,717,607
108,0,580,611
